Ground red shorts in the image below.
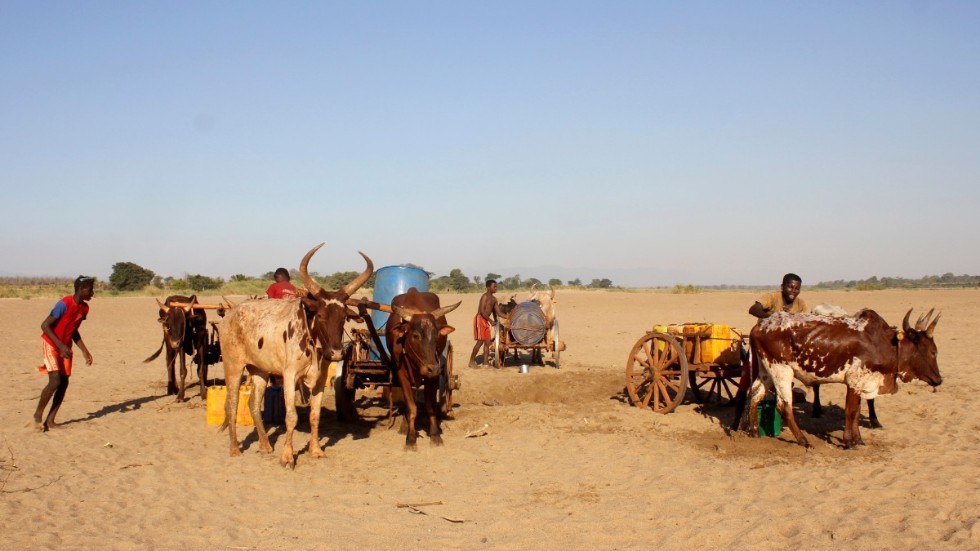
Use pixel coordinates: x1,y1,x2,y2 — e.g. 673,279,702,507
39,341,73,376
473,315,491,341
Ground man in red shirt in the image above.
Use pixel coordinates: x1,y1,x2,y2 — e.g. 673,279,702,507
266,268,297,299
34,275,95,431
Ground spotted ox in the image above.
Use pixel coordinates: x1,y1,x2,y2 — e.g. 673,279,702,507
808,303,880,428
385,288,461,449
745,308,941,448
218,244,373,468
144,295,209,401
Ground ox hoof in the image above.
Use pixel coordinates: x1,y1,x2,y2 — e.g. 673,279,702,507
430,435,444,447
309,448,326,460
869,419,883,430
279,454,296,469
404,441,418,452
258,444,273,454
230,448,242,457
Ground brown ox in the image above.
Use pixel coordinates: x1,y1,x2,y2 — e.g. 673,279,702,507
144,295,209,401
746,308,941,448
528,283,562,363
385,287,461,449
219,244,372,468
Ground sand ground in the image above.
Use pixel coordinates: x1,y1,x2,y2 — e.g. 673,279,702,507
1,288,978,550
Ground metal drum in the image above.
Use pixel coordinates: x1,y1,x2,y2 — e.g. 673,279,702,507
509,301,546,345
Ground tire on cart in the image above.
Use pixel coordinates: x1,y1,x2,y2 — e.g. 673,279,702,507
439,341,457,418
625,331,689,413
334,342,359,422
551,319,560,368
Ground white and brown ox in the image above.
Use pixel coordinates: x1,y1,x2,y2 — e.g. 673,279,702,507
809,303,880,428
384,287,461,450
746,308,941,448
144,295,209,401
218,244,372,468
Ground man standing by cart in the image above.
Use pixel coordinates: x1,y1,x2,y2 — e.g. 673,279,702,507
469,279,505,368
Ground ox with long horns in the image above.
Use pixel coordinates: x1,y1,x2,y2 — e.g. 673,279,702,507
218,244,373,468
746,307,941,448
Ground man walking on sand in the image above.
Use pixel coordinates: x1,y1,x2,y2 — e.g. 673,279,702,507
469,279,505,368
34,275,95,431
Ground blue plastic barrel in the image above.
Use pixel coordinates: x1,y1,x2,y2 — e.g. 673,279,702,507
371,266,429,356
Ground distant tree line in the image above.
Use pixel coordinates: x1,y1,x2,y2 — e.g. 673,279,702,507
100,262,616,293
810,273,980,290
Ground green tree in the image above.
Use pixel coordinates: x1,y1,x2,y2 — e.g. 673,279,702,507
567,278,582,286
109,261,155,291
548,278,562,287
589,278,613,289
448,268,471,292
186,274,223,291
486,272,502,283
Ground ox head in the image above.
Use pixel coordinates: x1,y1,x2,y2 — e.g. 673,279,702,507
156,295,204,351
389,301,461,379
897,308,942,386
528,283,557,322
298,243,373,362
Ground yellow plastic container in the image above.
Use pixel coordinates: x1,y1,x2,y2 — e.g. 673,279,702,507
651,323,741,364
206,385,254,426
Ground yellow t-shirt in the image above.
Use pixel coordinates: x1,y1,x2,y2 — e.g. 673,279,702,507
758,291,808,316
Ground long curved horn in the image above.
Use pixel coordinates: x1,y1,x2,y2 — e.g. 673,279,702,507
341,251,374,296
549,284,555,300
156,298,169,312
392,305,414,323
185,295,197,312
431,301,462,319
902,309,913,333
299,243,325,296
915,308,935,331
926,311,941,338
222,295,237,308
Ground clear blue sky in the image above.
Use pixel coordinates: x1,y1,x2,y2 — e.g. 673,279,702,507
2,2,978,287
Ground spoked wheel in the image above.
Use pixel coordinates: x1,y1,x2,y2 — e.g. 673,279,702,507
551,319,560,368
626,332,689,413
439,341,458,418
689,366,743,405
334,343,359,422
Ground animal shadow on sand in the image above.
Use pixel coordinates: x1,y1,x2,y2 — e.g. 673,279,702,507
237,394,387,455
58,394,168,427
696,396,875,448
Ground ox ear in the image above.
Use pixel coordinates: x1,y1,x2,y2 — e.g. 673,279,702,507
439,325,455,337
389,322,409,343
345,307,364,322
300,296,318,310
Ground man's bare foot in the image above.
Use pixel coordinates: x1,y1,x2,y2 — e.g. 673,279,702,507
44,420,61,430
32,417,45,432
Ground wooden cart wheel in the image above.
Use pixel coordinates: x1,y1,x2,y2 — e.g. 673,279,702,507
625,332,689,413
689,367,743,405
439,341,457,418
492,320,502,367
334,343,358,422
552,319,561,368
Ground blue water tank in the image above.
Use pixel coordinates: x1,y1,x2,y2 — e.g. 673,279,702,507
371,266,430,355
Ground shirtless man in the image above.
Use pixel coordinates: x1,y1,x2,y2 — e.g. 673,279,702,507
469,279,505,368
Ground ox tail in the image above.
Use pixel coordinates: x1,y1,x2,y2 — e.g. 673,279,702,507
143,338,165,363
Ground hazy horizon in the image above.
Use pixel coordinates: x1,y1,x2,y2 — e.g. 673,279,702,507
3,2,978,288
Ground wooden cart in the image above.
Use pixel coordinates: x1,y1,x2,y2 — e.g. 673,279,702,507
334,298,458,421
491,301,561,368
625,323,747,413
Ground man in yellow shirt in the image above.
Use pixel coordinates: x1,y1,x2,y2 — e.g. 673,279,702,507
749,273,808,319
